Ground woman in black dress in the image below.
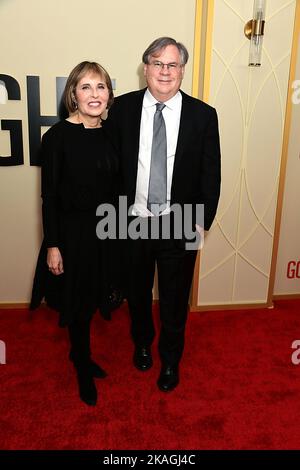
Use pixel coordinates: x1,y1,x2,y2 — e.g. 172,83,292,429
31,61,120,406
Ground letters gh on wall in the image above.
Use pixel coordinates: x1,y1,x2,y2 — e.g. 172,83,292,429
0,74,67,166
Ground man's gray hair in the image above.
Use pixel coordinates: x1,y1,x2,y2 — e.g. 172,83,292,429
142,37,189,65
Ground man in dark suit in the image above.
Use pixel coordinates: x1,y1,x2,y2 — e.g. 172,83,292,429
108,37,221,392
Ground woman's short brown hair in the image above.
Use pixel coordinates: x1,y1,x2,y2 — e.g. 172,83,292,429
63,61,114,114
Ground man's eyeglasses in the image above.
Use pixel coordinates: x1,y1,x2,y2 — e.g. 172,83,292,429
150,61,182,71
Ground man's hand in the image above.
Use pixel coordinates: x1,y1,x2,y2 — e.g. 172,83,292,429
195,224,205,250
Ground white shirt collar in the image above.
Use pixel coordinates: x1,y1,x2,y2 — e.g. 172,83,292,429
143,89,182,110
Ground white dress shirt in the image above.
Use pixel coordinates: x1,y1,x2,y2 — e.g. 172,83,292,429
131,89,182,217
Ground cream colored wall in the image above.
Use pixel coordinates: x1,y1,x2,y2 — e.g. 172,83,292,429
197,0,296,306
274,28,300,295
0,0,196,303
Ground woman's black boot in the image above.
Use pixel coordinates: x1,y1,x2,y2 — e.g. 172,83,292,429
75,364,97,406
68,319,98,406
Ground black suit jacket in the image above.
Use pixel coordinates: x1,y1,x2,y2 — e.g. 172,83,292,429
108,88,221,231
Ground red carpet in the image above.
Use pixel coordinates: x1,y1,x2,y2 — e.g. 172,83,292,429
1,300,300,450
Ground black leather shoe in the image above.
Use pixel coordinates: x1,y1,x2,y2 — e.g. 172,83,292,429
133,346,153,371
76,368,97,406
157,366,179,392
89,360,107,379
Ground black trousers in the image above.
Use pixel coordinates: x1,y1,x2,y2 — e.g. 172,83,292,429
126,231,197,368
68,317,91,366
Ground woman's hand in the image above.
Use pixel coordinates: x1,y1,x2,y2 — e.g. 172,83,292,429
47,247,64,275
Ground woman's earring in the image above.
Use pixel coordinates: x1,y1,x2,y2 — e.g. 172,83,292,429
72,95,78,110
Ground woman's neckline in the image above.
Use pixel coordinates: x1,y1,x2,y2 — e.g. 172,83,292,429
64,119,103,130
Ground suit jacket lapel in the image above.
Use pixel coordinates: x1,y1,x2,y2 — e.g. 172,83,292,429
129,89,145,189
172,90,190,178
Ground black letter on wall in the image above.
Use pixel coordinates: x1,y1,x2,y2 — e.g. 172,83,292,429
0,74,24,166
27,76,67,166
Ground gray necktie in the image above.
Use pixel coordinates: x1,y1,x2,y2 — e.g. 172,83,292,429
147,102,167,216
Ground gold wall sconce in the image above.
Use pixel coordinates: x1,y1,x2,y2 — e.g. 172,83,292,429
244,0,266,66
